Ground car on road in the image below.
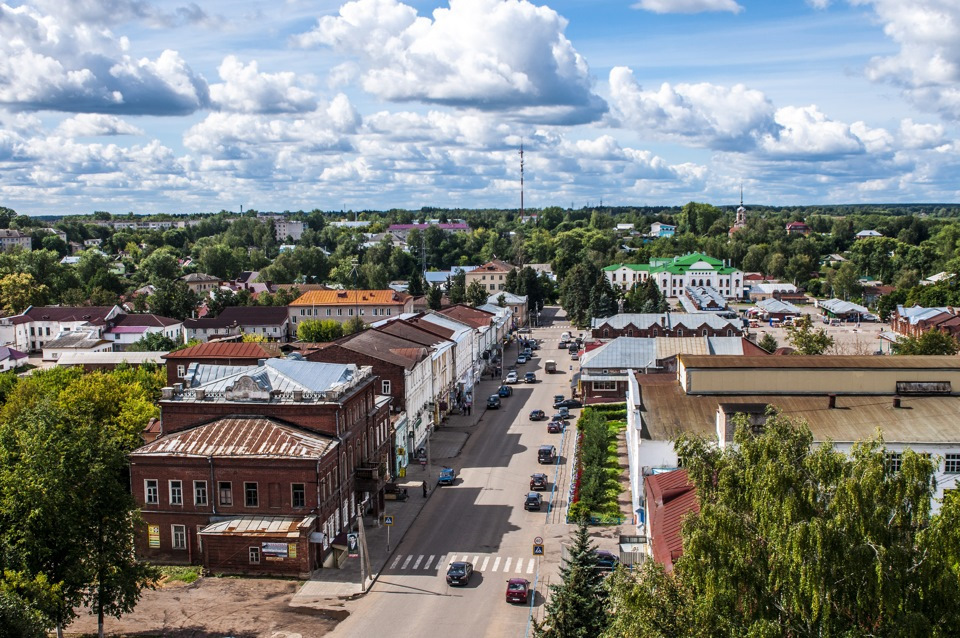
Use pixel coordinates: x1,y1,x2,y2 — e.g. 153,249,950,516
517,326,531,334
487,395,501,409
557,407,571,419
524,372,537,384
594,550,620,571
522,347,533,357
547,420,563,434
530,473,548,490
553,394,565,405
524,492,543,511
554,398,583,409
567,343,578,354
544,360,556,373
446,561,474,586
537,445,557,464
529,409,547,421
516,354,528,365
530,341,540,350
570,352,579,361
438,467,456,486
506,578,531,604
498,384,513,397
505,371,519,384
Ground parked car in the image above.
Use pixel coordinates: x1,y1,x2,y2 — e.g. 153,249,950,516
537,445,557,464
553,394,565,405
524,491,543,511
516,355,528,365
530,473,548,490
551,413,569,424
544,360,557,373
522,347,533,357
506,578,531,604
594,550,620,571
567,343,578,354
524,372,537,384
530,341,540,351
529,409,547,421
554,398,583,409
446,561,474,586
487,395,501,409
547,420,563,434
505,371,519,384
438,467,456,486
557,407,571,419
498,384,513,397
570,352,579,361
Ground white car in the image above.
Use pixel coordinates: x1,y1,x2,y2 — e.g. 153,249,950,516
505,371,519,384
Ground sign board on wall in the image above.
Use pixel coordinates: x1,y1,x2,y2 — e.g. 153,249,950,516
148,525,160,548
262,542,288,559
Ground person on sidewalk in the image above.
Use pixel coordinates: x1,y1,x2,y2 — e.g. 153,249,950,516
422,481,428,498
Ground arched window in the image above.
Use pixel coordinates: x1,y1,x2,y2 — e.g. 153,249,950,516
727,329,733,336
603,329,609,338
702,329,708,336
677,329,683,337
628,329,634,337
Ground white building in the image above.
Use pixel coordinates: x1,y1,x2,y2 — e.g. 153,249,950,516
604,252,744,300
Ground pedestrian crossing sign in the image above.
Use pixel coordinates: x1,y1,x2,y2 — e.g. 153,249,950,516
533,544,544,555
384,515,394,526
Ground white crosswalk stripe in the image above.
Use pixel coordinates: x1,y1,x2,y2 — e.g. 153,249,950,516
424,555,436,570
480,556,490,572
492,557,501,572
401,555,413,569
387,552,546,574
412,555,424,569
390,555,402,569
503,557,513,572
515,558,523,573
527,559,535,574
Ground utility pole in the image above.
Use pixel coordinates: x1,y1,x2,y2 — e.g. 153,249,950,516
519,140,524,219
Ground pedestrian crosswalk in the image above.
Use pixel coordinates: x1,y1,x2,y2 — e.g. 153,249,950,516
387,552,539,575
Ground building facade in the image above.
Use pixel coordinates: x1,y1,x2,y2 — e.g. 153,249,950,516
604,253,744,300
288,290,414,329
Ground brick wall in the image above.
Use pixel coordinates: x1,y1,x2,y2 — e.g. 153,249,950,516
592,325,742,339
163,355,264,386
305,346,406,411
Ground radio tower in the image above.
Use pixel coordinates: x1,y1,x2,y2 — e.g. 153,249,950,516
519,140,524,219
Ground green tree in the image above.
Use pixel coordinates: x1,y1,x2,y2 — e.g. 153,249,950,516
125,332,179,352
466,280,488,307
427,284,443,310
590,273,619,320
297,319,343,342
343,316,366,335
891,329,960,355
757,333,778,353
147,280,198,321
447,270,466,304
560,263,596,329
785,315,834,354
534,520,609,638
0,272,49,315
605,409,960,637
407,271,426,297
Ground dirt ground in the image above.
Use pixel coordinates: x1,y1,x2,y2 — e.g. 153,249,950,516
747,310,890,355
66,578,344,638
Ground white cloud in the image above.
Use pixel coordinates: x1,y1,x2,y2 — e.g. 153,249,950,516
631,0,743,14
608,66,778,151
56,114,144,137
850,121,894,153
294,0,606,124
30,0,217,28
759,105,864,157
898,118,945,149
854,0,960,119
0,2,209,114
210,56,317,114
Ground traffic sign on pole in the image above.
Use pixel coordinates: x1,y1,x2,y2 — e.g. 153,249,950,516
384,515,394,526
533,544,544,555
533,536,543,545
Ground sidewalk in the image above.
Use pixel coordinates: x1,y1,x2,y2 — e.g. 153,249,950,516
291,376,501,609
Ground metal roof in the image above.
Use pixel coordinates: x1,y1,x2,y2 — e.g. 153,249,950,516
131,416,338,458
290,290,411,307
677,354,960,370
57,351,167,366
43,330,111,350
818,298,869,315
755,298,802,314
592,313,739,331
192,358,358,394
163,341,282,360
581,337,747,369
200,515,314,537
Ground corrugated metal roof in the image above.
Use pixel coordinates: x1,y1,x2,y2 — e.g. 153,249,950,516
678,355,960,370
200,515,312,536
645,470,698,573
315,331,428,369
163,341,282,360
131,417,338,458
592,313,739,331
290,290,410,306
755,298,802,314
818,298,869,314
43,330,110,349
192,358,357,394
581,337,746,369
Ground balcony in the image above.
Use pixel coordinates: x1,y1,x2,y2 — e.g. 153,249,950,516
354,462,388,493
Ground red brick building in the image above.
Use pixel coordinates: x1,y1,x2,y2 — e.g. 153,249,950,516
161,341,283,386
590,313,742,340
130,357,392,576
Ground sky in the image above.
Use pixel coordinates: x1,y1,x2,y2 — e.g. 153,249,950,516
1,0,959,216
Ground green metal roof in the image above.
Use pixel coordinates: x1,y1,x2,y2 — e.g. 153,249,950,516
607,253,740,276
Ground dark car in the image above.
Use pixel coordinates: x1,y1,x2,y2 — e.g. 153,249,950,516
594,550,620,571
446,561,474,586
524,492,543,511
530,341,540,350
537,445,557,464
530,473,548,490
551,413,569,423
522,347,533,357
524,372,537,384
438,467,456,486
529,409,547,421
487,394,501,409
553,394,565,406
567,343,578,354
547,420,563,434
498,384,513,397
506,578,531,604
557,407,571,419
554,398,583,409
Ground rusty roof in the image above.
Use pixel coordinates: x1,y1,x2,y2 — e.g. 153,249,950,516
645,470,698,573
131,416,338,458
678,354,960,370
290,289,411,306
313,330,429,369
162,341,282,360
200,515,312,537
437,304,495,328
375,320,453,346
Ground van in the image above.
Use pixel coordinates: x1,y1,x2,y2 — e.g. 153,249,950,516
560,331,571,342
544,360,557,374
537,445,557,464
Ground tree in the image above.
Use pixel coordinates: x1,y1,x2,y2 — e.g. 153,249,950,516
785,315,834,354
296,319,343,343
605,409,960,637
342,316,366,335
535,520,609,638
447,270,466,304
125,332,178,352
589,272,619,320
560,263,596,329
0,272,49,315
466,280,488,307
757,333,778,353
427,284,443,310
891,329,960,355
241,332,268,343
407,271,426,297
147,280,198,321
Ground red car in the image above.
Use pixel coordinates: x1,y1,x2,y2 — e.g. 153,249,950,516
506,578,531,604
547,421,563,433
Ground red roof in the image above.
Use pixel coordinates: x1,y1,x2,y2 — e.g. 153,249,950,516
12,305,117,325
645,469,698,573
162,341,282,360
437,304,495,328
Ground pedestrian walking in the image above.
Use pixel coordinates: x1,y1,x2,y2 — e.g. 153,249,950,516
422,481,428,498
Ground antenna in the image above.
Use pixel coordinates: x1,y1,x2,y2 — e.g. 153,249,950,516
519,140,524,219
740,182,743,207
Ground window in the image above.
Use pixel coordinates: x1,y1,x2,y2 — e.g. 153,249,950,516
945,453,960,473
593,381,617,391
145,479,158,504
249,546,260,564
348,309,354,316
172,524,186,550
337,308,343,316
603,329,609,338
169,480,183,505
382,380,391,394
177,365,185,378
326,309,332,316
885,452,902,473
194,481,208,506
292,483,306,508
245,482,259,507
218,481,233,506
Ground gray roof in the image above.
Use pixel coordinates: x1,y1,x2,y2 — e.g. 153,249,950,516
755,298,802,314
818,298,869,315
486,291,527,305
581,336,746,370
42,330,110,350
591,313,739,331
57,351,167,366
188,358,359,394
896,305,953,325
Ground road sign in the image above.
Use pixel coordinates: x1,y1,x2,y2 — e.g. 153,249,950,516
533,536,543,545
384,515,394,526
533,544,544,555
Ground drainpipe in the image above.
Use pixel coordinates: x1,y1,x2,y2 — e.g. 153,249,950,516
208,456,217,515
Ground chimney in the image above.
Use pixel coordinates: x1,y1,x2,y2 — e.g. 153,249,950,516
173,383,183,394
161,387,174,400
827,394,836,409
195,389,205,400
293,390,304,402
258,358,266,367
893,395,902,409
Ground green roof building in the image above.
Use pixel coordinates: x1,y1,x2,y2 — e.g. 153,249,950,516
604,253,744,300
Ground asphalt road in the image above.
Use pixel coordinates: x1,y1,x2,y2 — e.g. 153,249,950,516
330,318,580,637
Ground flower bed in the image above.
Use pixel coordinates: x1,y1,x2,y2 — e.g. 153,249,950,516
567,404,626,525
